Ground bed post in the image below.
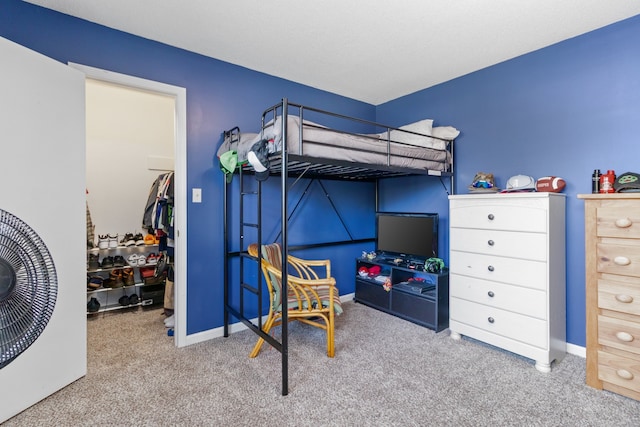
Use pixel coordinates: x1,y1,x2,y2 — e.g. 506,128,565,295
280,98,289,396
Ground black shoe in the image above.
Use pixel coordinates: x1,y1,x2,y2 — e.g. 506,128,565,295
87,297,100,313
101,256,114,269
118,294,130,306
88,253,100,270
113,255,126,267
129,294,139,305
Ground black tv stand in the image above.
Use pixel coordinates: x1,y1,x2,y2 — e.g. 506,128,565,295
354,256,449,332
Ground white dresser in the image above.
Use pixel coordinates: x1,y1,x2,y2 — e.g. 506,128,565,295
448,193,566,372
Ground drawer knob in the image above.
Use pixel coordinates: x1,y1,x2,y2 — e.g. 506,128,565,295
488,317,495,324
488,214,495,220
615,294,633,303
615,331,634,342
488,291,495,297
488,240,494,246
487,265,494,272
616,369,634,381
614,256,631,266
615,218,632,228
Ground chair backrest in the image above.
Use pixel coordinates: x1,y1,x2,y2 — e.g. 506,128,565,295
248,242,285,311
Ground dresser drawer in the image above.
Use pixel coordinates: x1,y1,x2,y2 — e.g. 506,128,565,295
598,278,640,316
597,206,640,239
450,274,547,319
450,251,547,290
449,203,546,233
598,351,640,394
450,228,547,261
450,297,548,349
598,315,640,356
597,243,640,278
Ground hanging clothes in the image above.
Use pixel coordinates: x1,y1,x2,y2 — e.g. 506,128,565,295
142,171,175,257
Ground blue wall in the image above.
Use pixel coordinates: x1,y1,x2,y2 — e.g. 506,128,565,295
4,0,640,347
377,15,640,347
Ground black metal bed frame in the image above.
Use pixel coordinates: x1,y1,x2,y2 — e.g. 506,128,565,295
222,98,455,395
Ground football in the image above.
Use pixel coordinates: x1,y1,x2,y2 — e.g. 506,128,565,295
536,176,566,192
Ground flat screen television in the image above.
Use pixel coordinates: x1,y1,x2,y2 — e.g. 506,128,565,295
376,212,438,260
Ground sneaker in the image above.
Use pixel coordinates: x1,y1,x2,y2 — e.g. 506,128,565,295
129,293,139,305
134,233,145,246
118,294,131,306
98,234,109,249
122,268,135,286
146,253,158,265
137,255,146,266
108,234,119,248
88,253,100,270
127,253,140,267
120,233,136,247
100,256,114,269
113,255,126,267
144,234,156,245
164,314,175,328
87,275,103,289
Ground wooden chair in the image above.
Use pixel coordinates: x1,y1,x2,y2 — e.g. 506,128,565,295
247,242,342,358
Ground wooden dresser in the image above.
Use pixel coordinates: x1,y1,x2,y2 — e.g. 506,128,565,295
449,193,566,372
578,193,640,401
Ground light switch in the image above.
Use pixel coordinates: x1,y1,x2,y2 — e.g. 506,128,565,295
192,188,202,203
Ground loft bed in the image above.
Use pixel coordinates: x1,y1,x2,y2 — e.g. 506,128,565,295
221,98,458,395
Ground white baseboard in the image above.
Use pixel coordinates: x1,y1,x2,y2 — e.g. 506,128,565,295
567,342,586,358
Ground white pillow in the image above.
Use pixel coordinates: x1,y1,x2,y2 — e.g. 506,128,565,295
432,126,460,140
381,118,434,148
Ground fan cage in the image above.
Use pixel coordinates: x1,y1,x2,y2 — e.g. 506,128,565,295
0,209,57,369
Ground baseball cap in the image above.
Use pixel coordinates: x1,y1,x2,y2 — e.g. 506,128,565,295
247,139,270,181
614,172,640,193
219,150,238,183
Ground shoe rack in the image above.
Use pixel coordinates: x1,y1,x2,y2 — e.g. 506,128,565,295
86,243,165,314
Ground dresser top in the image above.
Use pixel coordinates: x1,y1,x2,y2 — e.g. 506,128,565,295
577,193,640,200
449,192,566,200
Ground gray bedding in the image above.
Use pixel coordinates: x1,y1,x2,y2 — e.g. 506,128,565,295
217,115,451,173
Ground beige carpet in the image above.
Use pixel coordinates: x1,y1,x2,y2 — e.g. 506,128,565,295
4,301,640,426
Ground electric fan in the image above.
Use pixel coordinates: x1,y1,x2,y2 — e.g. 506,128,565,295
0,208,57,369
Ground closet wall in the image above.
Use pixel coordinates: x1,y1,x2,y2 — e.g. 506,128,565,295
86,79,175,239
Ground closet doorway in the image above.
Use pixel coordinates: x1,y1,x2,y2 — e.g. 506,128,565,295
72,63,188,347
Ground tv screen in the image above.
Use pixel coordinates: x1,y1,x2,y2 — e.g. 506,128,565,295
376,212,438,260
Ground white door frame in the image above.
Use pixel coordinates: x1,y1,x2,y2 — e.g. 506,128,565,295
69,63,188,347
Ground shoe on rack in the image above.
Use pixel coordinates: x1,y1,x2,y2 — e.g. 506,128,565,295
87,275,103,289
144,234,156,245
127,253,140,267
110,269,124,288
122,267,135,286
146,253,158,265
88,253,100,270
108,234,119,248
113,255,126,268
137,255,147,266
87,297,101,313
120,233,136,247
100,256,114,269
98,234,109,249
118,294,131,306
129,293,139,305
134,233,145,246
164,314,175,328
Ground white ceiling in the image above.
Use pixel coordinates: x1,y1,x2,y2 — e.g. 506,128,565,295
24,0,640,105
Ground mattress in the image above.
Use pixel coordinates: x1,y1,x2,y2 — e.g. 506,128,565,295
217,115,452,173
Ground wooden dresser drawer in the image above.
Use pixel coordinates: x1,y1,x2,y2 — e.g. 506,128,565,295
450,203,547,233
598,315,640,356
598,278,640,316
450,251,547,290
598,351,640,394
450,274,547,319
597,206,640,239
450,297,548,349
450,228,547,261
597,243,640,278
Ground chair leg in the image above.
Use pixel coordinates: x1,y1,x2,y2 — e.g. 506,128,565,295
249,314,276,358
327,310,335,358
